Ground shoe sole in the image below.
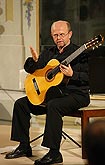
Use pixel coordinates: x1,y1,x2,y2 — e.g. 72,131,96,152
34,160,63,165
35,163,63,165
53,163,63,165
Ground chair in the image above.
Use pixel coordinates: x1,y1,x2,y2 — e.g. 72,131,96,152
19,69,81,155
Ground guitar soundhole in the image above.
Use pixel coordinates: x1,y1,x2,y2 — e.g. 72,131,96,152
45,69,55,82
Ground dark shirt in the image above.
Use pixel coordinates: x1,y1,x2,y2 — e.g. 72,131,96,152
24,43,90,94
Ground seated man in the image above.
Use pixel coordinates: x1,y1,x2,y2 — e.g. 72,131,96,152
5,20,90,165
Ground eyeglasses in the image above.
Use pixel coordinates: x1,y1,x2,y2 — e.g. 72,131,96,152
52,32,69,39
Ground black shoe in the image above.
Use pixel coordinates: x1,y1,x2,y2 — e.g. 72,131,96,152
5,146,32,159
34,152,63,165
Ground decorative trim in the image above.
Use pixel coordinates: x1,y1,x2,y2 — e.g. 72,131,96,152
5,0,13,21
23,0,34,29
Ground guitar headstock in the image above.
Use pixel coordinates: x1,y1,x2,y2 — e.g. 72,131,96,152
85,34,104,50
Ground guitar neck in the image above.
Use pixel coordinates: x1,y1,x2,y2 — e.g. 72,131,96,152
61,44,86,65
48,34,104,79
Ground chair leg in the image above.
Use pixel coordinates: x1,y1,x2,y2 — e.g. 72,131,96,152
30,131,81,148
30,132,66,143
30,133,44,144
62,131,81,148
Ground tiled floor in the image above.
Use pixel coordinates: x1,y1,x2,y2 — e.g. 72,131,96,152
0,125,87,165
0,89,105,165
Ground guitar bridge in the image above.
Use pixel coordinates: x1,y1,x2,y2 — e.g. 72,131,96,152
32,78,40,95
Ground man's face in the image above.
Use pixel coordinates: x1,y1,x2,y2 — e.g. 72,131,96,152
51,22,72,49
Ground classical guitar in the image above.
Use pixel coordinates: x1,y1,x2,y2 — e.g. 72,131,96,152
25,34,104,105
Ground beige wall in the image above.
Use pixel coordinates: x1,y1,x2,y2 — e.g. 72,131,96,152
0,0,39,90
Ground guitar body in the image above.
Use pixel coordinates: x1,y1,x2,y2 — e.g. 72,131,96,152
25,59,64,105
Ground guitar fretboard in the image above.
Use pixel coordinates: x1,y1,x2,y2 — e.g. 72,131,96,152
61,44,86,65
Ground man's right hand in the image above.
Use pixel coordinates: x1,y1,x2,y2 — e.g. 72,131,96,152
30,46,38,62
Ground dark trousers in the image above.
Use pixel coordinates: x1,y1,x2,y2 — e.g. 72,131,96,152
11,90,90,150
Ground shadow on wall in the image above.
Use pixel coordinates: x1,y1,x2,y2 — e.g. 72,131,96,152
0,103,11,125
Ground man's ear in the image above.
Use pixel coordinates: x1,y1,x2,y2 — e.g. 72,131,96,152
69,31,73,39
